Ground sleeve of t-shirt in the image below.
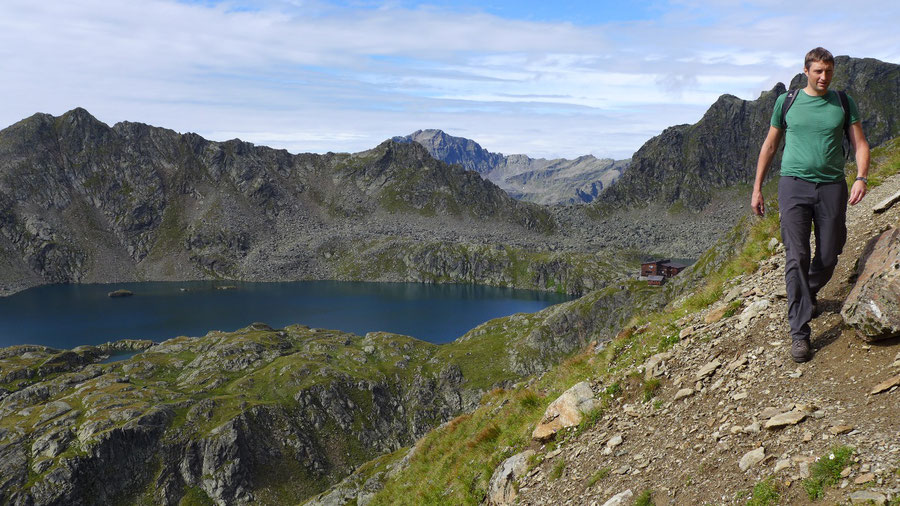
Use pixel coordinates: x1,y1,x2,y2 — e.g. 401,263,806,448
770,93,787,129
848,94,861,124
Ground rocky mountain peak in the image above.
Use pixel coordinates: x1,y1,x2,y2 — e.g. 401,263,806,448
395,129,628,204
597,56,898,212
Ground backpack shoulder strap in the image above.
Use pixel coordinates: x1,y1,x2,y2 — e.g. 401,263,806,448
837,90,850,133
837,90,853,154
781,88,800,129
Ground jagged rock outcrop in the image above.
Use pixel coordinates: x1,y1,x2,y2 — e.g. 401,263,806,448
597,82,784,211
841,227,900,341
599,55,900,211
487,450,535,505
531,381,600,442
394,129,628,204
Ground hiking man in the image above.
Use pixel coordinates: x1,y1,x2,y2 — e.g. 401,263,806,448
751,47,870,363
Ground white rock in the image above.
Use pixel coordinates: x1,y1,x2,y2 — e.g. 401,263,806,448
774,459,791,473
607,435,624,448
601,489,633,506
764,410,807,429
739,447,765,471
532,381,600,441
673,388,694,401
738,299,770,328
643,352,671,380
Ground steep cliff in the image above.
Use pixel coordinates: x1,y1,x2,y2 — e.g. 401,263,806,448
598,55,900,211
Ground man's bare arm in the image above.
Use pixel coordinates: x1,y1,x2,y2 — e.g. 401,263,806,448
848,122,870,205
751,126,783,216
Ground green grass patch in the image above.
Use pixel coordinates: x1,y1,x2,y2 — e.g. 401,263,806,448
178,486,215,506
745,477,779,506
576,407,604,435
803,445,853,500
586,466,611,488
723,300,743,318
634,488,653,506
642,378,661,402
603,382,622,399
549,459,566,481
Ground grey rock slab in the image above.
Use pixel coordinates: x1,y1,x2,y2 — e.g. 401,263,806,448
739,447,765,471
841,227,900,342
738,299,770,328
695,359,721,380
764,410,807,429
601,489,633,506
673,388,694,401
873,188,900,214
774,459,791,473
848,490,887,505
643,352,671,380
487,450,535,506
607,435,623,448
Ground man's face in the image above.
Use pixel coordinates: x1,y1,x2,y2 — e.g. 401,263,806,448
804,61,834,94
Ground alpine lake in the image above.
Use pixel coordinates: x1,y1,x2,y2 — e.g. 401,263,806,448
0,281,573,358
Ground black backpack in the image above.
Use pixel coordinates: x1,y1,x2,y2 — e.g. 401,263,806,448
781,88,852,153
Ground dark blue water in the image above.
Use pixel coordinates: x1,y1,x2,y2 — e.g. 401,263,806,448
0,281,572,349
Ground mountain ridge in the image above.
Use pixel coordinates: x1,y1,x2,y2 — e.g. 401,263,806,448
8,109,641,297
393,129,628,205
597,55,900,211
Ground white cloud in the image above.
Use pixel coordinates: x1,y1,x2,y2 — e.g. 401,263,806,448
0,0,897,159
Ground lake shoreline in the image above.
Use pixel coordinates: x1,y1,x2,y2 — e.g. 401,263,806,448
0,279,574,350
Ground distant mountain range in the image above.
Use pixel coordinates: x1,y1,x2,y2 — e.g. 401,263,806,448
0,108,640,297
393,129,628,205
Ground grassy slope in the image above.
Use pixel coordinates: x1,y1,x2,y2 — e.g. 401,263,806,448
359,136,900,505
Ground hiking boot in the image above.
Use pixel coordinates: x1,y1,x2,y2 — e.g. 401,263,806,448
791,339,812,363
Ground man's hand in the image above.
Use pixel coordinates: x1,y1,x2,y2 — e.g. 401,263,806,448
849,179,867,205
751,189,765,216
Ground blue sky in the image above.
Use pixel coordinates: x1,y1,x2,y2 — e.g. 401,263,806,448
1,0,899,159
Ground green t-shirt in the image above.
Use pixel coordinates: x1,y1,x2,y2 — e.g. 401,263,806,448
770,89,860,183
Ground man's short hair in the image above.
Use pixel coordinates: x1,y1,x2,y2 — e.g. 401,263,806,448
805,47,835,69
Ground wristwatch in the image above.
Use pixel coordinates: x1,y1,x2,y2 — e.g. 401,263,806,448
855,176,868,184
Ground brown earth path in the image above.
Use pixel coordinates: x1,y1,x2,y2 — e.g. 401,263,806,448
515,173,900,506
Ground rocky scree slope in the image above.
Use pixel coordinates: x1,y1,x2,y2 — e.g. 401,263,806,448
598,55,900,212
394,129,628,205
0,109,637,297
0,257,671,505
506,172,900,503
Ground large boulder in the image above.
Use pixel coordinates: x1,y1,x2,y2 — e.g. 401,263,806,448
486,450,534,505
531,381,600,441
841,228,900,342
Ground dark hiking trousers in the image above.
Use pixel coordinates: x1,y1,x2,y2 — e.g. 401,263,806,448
778,176,847,342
